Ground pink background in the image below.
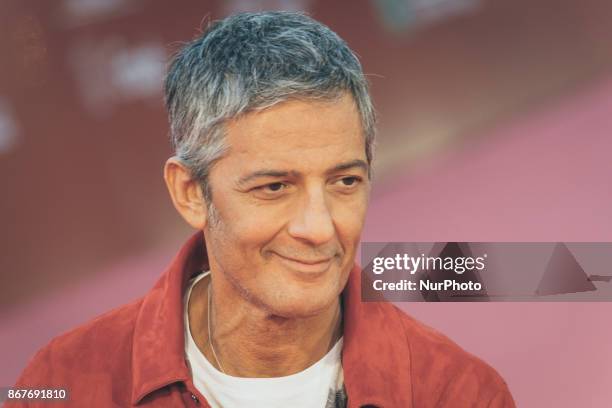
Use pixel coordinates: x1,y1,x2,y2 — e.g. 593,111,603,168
366,77,612,407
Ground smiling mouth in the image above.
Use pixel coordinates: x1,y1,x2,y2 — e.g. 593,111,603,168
273,252,335,274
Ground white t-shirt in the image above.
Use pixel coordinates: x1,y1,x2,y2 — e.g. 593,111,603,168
183,272,347,408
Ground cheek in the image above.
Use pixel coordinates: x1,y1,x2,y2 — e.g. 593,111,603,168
333,194,368,235
213,202,290,253
211,185,281,238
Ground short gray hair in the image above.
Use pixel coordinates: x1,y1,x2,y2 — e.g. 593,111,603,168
164,11,376,202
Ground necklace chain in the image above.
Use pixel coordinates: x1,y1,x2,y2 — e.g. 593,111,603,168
207,282,226,374
206,276,344,376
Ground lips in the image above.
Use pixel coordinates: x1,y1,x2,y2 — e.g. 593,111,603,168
272,252,334,274
278,255,333,264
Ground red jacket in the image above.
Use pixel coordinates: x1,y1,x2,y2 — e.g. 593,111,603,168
10,233,515,407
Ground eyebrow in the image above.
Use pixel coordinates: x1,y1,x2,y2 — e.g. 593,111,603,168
236,159,369,186
329,159,369,174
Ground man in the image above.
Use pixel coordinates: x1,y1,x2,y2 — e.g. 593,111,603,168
11,11,515,408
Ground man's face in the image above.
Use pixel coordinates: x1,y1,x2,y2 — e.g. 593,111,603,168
204,93,370,317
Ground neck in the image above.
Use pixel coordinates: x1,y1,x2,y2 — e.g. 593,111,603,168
188,272,343,377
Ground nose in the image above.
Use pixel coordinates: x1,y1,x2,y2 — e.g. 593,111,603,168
287,187,335,246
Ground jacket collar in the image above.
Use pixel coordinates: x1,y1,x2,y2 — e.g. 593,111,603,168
131,232,205,404
341,264,414,408
131,232,412,407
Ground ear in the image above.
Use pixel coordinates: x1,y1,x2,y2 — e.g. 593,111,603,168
163,157,209,230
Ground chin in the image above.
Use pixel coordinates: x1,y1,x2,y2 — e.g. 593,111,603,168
268,302,333,319
263,282,341,319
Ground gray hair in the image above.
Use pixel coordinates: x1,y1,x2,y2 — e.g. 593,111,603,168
164,11,376,202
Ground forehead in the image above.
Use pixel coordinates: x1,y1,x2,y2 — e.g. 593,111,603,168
222,93,366,167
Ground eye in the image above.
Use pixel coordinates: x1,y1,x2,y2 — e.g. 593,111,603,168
250,182,290,198
264,182,286,192
334,176,362,190
340,176,360,186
